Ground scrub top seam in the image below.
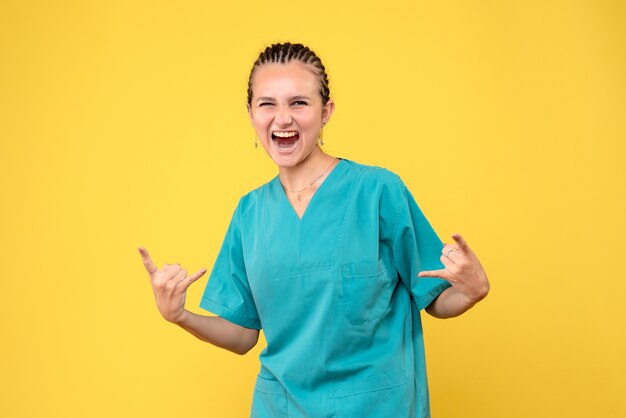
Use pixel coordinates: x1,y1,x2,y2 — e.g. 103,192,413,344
261,183,275,275
237,204,265,321
332,163,366,265
263,264,334,279
390,186,410,243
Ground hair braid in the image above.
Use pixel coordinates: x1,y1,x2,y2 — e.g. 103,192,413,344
247,43,331,106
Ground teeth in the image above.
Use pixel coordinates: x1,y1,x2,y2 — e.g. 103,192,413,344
273,131,298,138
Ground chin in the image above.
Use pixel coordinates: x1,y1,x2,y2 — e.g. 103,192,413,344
271,154,303,168
267,141,318,168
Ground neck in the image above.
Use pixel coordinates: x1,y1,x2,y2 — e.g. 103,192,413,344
278,147,336,190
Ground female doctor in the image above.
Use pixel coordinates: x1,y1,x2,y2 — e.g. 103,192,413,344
139,43,489,418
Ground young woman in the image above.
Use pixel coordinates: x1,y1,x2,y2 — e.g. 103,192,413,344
139,43,489,418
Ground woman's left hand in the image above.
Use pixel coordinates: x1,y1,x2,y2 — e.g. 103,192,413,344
418,234,490,305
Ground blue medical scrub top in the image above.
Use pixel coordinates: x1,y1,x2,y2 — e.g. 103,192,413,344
200,159,451,418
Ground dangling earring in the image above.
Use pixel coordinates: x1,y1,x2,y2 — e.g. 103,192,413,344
319,124,325,146
253,124,258,148
251,120,258,149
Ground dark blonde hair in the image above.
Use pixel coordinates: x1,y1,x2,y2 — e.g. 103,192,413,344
247,43,330,106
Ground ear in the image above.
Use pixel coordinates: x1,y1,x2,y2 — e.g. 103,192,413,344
322,99,335,125
247,103,254,125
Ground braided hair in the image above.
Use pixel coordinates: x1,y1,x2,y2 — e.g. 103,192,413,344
247,43,331,106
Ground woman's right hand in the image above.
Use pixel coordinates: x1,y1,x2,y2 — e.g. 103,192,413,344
138,247,207,324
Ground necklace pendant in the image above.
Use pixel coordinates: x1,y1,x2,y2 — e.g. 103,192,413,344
297,194,302,202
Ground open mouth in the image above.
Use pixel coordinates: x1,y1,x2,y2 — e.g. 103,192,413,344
271,131,300,152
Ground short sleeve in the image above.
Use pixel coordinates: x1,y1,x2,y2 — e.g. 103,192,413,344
199,201,262,329
391,186,452,310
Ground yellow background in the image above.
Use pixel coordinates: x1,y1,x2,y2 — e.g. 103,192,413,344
1,0,625,417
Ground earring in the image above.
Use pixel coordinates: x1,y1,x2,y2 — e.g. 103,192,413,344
251,121,258,148
319,126,325,146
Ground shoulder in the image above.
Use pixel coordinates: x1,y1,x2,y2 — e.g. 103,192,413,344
343,160,415,239
233,177,276,219
343,159,408,197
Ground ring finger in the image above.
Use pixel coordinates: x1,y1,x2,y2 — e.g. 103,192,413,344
172,268,187,286
442,245,460,261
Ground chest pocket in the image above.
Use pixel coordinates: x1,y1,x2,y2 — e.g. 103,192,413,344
341,259,394,325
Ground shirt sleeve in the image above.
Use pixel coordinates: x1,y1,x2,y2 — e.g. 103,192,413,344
199,201,262,330
390,184,452,310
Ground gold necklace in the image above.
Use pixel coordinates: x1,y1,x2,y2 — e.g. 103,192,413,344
281,159,337,202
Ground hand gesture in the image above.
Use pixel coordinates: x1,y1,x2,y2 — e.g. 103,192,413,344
138,247,207,324
418,234,490,305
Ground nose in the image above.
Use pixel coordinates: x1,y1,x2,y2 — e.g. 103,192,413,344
275,106,293,127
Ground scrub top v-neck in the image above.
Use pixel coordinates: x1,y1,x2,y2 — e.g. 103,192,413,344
276,159,337,222
200,159,451,418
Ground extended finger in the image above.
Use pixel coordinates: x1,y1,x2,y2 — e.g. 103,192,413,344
418,268,451,280
138,247,157,274
177,268,207,290
452,234,469,252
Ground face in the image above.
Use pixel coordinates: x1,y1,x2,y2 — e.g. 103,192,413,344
248,61,334,168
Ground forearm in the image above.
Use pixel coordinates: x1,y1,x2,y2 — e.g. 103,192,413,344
175,310,259,355
425,286,485,319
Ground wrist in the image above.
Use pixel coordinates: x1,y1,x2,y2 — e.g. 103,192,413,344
466,282,490,305
171,309,191,326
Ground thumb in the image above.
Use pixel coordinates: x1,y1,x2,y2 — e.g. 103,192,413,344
418,269,450,280
177,268,207,290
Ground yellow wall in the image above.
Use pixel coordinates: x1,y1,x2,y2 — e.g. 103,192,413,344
1,1,624,417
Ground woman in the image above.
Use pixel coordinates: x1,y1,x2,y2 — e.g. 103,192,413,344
139,43,489,418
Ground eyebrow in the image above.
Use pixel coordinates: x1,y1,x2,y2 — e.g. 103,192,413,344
256,95,312,102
